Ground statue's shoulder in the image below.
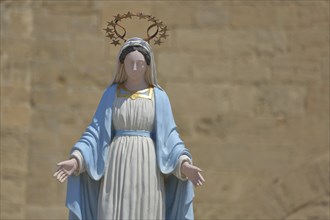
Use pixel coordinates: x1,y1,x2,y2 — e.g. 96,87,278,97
154,86,172,106
154,86,167,97
154,85,166,94
103,83,118,94
108,83,118,90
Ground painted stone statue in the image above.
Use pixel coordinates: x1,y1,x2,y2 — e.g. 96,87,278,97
53,12,205,220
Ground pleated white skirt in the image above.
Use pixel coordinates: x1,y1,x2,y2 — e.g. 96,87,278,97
97,91,165,219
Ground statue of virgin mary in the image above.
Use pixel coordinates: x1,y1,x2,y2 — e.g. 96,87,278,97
54,37,204,220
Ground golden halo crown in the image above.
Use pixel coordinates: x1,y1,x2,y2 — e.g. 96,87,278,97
104,12,169,46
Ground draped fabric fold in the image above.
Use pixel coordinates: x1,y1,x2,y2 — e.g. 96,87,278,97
66,83,194,220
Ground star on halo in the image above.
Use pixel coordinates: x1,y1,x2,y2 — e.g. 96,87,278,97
106,33,115,38
147,16,156,22
154,38,163,45
114,14,122,21
156,20,164,26
160,26,169,32
160,32,169,39
107,21,115,26
137,12,145,19
111,39,120,46
103,27,113,33
125,11,133,19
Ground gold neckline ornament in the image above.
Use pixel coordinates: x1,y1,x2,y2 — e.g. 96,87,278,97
104,12,169,46
116,84,154,100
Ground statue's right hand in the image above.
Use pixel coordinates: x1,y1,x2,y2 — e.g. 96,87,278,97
53,158,78,183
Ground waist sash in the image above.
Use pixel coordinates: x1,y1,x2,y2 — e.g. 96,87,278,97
115,129,151,138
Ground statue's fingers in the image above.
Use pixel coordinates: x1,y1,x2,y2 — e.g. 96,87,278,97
53,168,63,177
59,171,67,180
57,170,65,181
59,174,67,183
198,172,205,183
53,170,59,177
195,177,201,185
193,178,200,187
61,176,68,183
59,174,65,182
55,170,63,179
56,173,64,182
57,161,66,166
59,173,68,183
194,173,204,186
194,179,199,186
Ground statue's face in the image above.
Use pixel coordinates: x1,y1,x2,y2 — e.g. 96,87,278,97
124,50,147,82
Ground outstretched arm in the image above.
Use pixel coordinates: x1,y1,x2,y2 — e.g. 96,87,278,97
53,85,116,182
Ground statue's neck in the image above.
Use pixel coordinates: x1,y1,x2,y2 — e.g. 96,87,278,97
124,78,148,91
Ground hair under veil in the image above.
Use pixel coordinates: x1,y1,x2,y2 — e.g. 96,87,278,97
109,37,161,89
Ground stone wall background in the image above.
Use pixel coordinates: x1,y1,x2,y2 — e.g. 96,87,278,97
1,0,329,219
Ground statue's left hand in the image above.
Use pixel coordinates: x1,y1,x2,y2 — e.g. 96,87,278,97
181,162,205,187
